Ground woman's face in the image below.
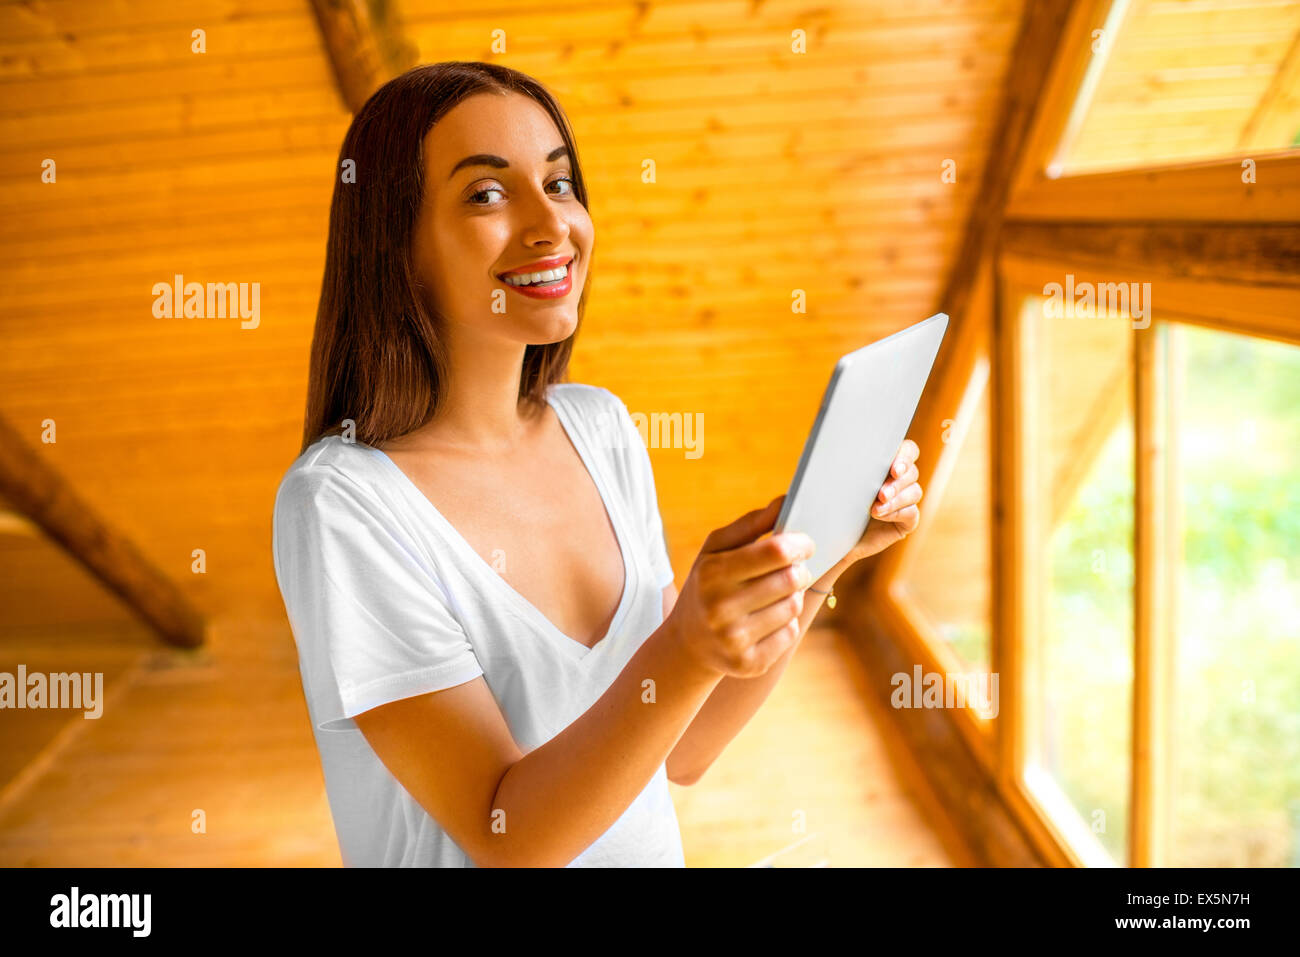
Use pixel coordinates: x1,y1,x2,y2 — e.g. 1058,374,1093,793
411,91,593,347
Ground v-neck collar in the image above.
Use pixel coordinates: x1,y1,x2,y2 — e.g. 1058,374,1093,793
363,386,635,664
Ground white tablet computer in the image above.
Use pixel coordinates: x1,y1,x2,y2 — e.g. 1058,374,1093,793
774,312,950,582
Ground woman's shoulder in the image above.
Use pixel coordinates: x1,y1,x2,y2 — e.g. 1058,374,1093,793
547,380,625,416
273,434,385,516
547,381,635,453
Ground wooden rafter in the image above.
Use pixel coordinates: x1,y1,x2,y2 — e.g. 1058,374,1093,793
0,412,205,648
1001,221,1300,288
935,0,1081,346
1007,0,1126,200
1237,29,1300,152
1131,318,1174,868
839,595,1050,866
860,0,1083,593
1000,249,1300,347
1006,153,1300,222
309,0,417,114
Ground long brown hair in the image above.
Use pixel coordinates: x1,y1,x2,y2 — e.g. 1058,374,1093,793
300,61,590,454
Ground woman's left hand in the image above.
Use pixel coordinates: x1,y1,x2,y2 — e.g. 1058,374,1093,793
850,439,923,561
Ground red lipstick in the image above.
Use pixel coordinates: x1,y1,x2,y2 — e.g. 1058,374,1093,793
495,255,575,300
497,254,573,278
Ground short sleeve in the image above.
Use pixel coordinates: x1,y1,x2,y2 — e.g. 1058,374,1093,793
599,389,676,591
272,464,484,733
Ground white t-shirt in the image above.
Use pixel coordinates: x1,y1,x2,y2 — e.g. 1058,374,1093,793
271,382,685,867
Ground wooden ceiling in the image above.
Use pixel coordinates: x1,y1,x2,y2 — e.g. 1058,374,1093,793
3,0,1026,627
1063,0,1300,172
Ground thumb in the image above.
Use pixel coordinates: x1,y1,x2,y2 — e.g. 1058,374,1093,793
704,494,785,553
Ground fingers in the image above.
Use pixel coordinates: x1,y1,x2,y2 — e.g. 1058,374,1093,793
896,439,920,470
729,607,804,677
682,554,807,678
879,437,921,506
874,479,923,519
738,530,815,578
714,557,812,620
880,460,919,501
730,588,805,644
703,494,786,553
882,504,921,535
891,453,919,482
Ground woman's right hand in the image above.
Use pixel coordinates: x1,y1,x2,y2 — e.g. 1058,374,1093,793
665,494,816,680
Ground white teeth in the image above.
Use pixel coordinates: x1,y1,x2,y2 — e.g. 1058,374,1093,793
503,263,569,286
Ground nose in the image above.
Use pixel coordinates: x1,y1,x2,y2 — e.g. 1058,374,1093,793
514,181,571,247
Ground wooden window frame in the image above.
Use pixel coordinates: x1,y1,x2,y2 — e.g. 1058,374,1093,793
997,237,1299,866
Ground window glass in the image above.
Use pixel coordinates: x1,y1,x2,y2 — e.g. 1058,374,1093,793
1164,322,1300,867
1023,294,1135,864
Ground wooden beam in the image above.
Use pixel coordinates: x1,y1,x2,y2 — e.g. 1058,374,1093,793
1158,324,1184,865
1131,319,1173,866
0,510,39,537
1001,221,1300,288
1007,0,1127,197
1237,30,1300,152
1000,251,1300,346
887,581,997,769
992,264,1035,818
935,0,1081,338
0,413,205,648
309,0,417,114
839,594,1050,867
862,0,1081,592
1005,153,1300,222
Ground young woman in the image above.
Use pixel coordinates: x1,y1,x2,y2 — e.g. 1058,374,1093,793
272,61,923,868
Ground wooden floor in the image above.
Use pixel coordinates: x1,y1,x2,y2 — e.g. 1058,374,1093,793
0,616,337,867
673,625,969,866
0,599,965,867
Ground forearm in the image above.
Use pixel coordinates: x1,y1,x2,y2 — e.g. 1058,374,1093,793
665,553,856,785
488,616,723,867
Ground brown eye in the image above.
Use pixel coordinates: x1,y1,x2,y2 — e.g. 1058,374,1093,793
468,185,504,205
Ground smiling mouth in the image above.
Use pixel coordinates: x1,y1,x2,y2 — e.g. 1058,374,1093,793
496,256,575,287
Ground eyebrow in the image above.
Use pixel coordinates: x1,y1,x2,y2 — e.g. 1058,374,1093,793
448,145,570,181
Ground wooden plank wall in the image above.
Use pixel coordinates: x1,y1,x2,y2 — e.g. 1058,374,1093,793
0,0,349,624
0,0,1025,628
